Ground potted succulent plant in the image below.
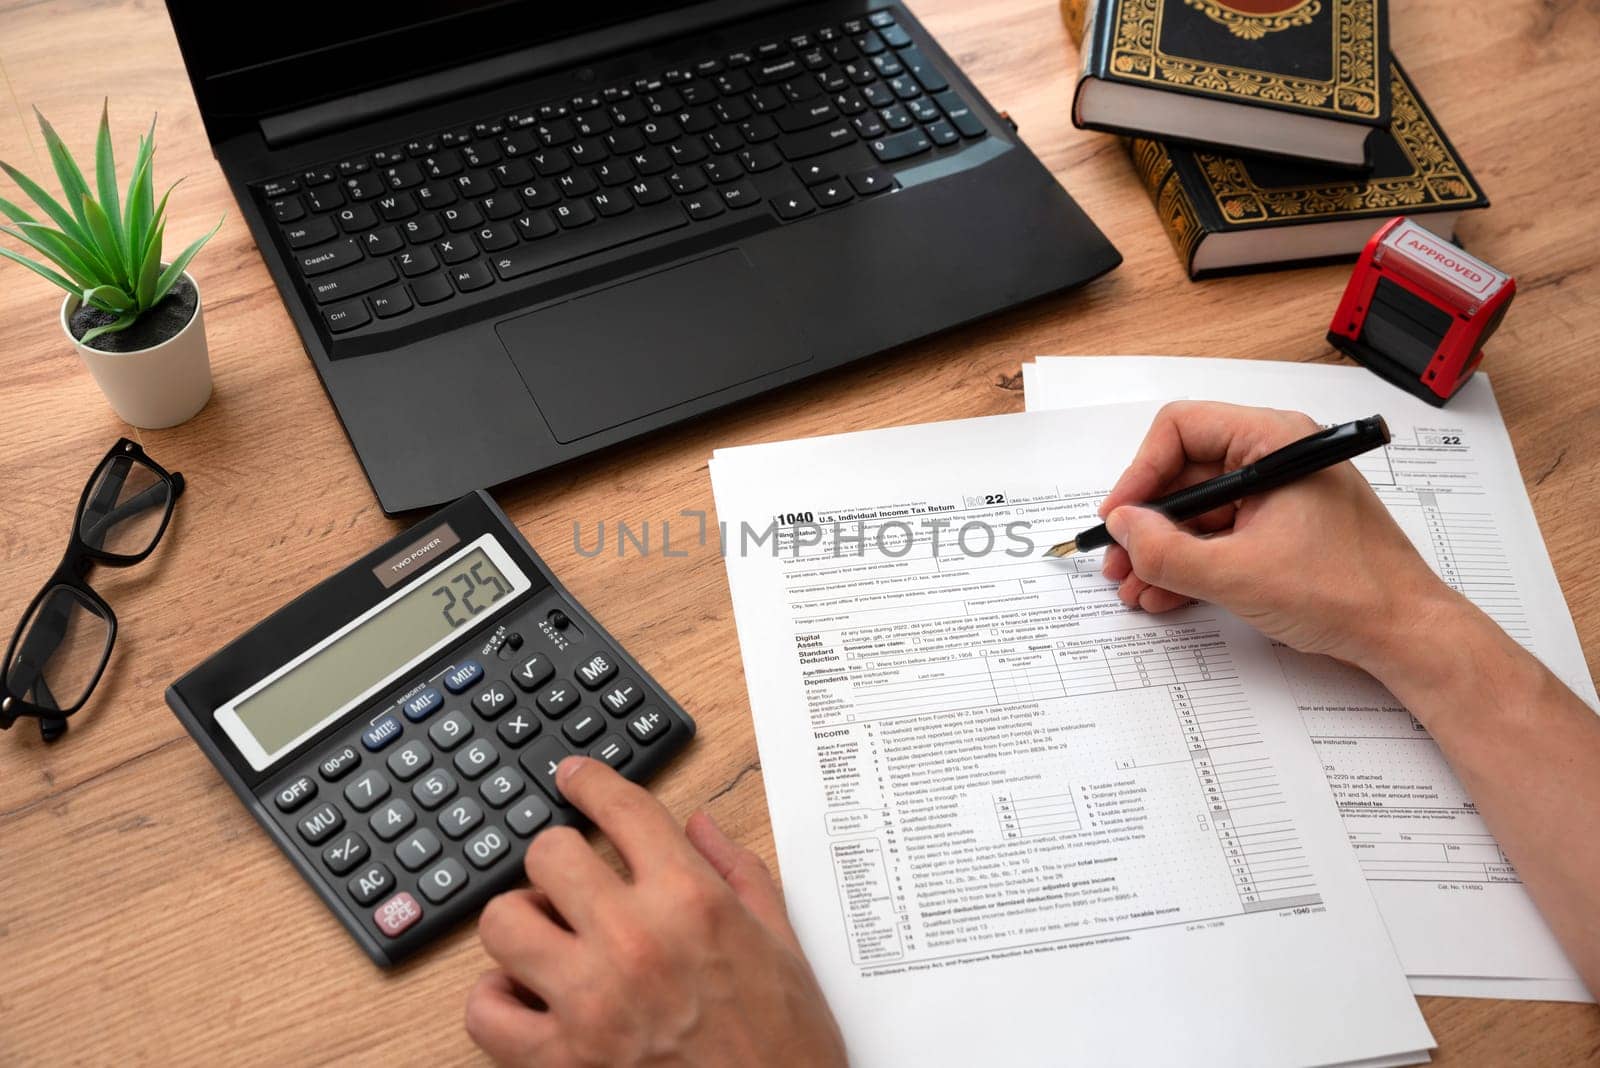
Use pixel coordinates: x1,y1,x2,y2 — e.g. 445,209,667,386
0,104,221,428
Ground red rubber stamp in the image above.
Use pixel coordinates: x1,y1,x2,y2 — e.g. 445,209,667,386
1328,217,1515,406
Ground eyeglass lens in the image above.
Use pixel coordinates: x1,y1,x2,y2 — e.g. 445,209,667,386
78,453,172,558
5,585,113,713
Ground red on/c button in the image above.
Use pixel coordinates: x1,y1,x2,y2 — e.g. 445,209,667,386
374,892,423,937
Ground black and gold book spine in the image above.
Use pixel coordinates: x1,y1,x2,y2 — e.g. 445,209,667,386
1125,137,1210,277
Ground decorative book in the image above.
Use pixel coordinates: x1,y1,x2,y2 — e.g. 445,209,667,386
1124,62,1488,278
1064,0,1391,167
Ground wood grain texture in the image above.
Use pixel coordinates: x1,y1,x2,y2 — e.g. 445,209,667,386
1,0,1596,1062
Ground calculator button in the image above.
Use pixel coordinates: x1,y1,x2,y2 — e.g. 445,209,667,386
419,858,468,903
507,795,553,836
443,660,485,694
511,653,555,691
374,891,424,937
344,770,392,812
401,687,443,722
412,769,459,809
362,715,403,751
454,739,500,779
429,709,474,750
370,798,417,840
575,652,619,689
600,679,643,717
297,803,344,844
480,767,526,808
322,832,370,875
274,775,317,812
438,797,486,839
591,734,633,769
473,681,517,720
387,740,434,781
563,710,604,746
496,710,541,748
396,827,444,871
520,737,573,804
536,683,578,719
319,745,361,781
625,706,672,746
465,825,511,869
349,862,395,905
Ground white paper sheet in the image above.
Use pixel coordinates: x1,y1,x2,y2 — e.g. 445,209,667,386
710,405,1434,1067
1024,356,1596,1000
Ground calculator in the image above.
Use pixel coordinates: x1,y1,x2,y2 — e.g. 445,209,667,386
166,491,695,965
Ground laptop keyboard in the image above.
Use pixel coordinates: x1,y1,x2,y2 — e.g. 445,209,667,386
254,11,989,338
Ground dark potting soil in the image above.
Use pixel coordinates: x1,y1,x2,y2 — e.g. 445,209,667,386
69,275,198,353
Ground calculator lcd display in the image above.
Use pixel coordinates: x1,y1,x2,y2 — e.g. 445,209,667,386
227,544,518,763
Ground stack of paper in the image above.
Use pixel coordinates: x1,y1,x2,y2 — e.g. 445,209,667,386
711,402,1436,1067
1022,356,1596,1002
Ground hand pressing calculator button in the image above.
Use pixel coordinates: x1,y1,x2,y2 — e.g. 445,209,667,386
167,491,695,966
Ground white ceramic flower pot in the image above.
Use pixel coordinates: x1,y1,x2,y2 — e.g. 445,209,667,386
60,271,212,429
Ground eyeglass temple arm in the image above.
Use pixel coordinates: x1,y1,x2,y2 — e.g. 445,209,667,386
81,473,185,547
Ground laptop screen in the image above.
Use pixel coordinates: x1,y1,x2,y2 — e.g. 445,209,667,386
164,0,724,140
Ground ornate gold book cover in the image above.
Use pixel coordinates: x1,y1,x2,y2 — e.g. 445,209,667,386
1127,62,1487,278
1076,0,1391,125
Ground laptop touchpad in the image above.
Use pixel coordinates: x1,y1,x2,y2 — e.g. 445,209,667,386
499,249,814,444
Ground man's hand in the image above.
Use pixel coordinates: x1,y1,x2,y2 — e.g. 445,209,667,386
1098,401,1463,671
466,757,848,1068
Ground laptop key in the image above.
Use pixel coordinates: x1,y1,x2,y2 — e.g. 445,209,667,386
772,188,815,219
848,169,895,196
592,190,633,217
377,192,418,221
925,118,959,146
776,102,839,132
475,222,518,252
397,247,438,276
668,168,708,194
323,299,371,333
310,259,396,304
869,128,932,162
403,215,444,243
520,181,561,208
436,236,476,264
450,260,495,293
935,91,985,137
778,121,855,160
629,177,671,205
306,184,344,212
440,204,482,231
795,160,837,185
297,237,363,277
285,216,337,249
738,144,783,172
515,212,558,241
490,203,688,281
269,196,305,223
553,200,596,228
813,181,854,207
411,273,454,305
900,47,945,91
362,227,403,256
719,179,761,209
494,159,536,186
369,285,413,319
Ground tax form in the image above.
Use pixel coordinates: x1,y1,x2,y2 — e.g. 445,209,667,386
709,404,1433,1067
1024,356,1596,1001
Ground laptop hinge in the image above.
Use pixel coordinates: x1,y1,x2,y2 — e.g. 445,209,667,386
260,0,802,147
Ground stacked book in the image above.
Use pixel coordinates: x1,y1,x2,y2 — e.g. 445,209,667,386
1062,0,1489,277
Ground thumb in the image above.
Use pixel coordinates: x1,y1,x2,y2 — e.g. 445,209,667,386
685,810,803,952
1105,506,1222,601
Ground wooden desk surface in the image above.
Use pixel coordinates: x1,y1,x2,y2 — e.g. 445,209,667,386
2,0,1596,1062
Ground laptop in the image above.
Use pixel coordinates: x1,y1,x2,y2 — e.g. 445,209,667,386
165,1,1121,514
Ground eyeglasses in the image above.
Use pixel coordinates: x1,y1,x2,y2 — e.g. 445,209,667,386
2,438,185,742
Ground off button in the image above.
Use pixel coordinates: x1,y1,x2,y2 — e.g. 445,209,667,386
274,775,317,813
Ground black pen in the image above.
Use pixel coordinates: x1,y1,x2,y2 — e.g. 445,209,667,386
1044,415,1392,558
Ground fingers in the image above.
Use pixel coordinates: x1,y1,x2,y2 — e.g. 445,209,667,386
685,810,801,953
1100,402,1317,515
522,823,620,932
1105,506,1229,602
464,970,567,1067
478,889,576,990
555,757,691,875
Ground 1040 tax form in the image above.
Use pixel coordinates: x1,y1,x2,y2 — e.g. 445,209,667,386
710,404,1433,1068
1024,357,1595,1002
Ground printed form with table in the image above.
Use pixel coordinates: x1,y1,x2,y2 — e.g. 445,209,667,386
709,357,1596,1067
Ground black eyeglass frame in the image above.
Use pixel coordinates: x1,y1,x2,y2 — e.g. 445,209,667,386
1,438,185,741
